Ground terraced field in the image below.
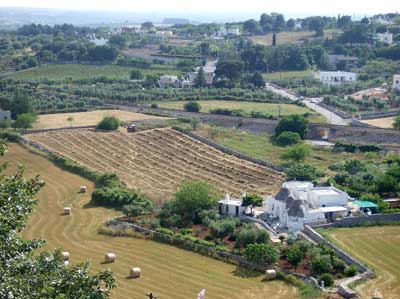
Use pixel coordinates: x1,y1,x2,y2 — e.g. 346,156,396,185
325,226,400,299
25,128,285,203
5,143,297,299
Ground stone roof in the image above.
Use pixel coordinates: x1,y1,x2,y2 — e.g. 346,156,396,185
275,187,290,202
286,196,305,218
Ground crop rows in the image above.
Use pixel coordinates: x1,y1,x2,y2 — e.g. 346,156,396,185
26,128,285,202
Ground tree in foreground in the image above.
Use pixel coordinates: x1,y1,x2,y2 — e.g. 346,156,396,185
274,131,301,146
96,116,121,131
0,140,115,298
281,144,312,163
244,243,279,265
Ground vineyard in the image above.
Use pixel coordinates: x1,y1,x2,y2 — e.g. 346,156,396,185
25,128,285,203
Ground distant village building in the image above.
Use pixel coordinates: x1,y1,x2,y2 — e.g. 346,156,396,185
0,110,11,122
188,62,216,86
314,71,357,86
89,37,108,46
294,21,303,31
393,75,400,91
158,75,180,88
155,30,174,40
215,26,240,38
371,17,394,26
375,33,393,45
265,181,351,232
327,55,358,71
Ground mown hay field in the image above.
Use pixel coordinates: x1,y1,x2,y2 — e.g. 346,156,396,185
324,226,400,299
25,128,285,203
33,110,168,129
3,143,297,299
360,116,395,129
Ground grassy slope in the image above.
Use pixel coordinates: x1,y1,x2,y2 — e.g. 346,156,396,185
194,125,383,177
152,100,326,123
324,226,400,299
6,143,297,299
8,64,179,81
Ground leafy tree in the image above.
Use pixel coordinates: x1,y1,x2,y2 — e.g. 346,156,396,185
242,193,263,207
215,60,243,82
310,255,333,275
281,144,312,163
286,163,321,181
244,243,279,265
141,22,154,30
344,265,358,277
169,181,219,225
0,141,116,298
309,17,324,36
250,72,265,88
209,218,237,239
319,273,334,287
243,19,262,35
275,115,309,139
88,45,118,62
195,67,207,88
13,113,37,129
10,94,33,118
130,69,144,80
96,116,121,131
123,204,144,218
235,224,269,247
184,101,201,112
286,245,304,269
339,24,369,44
108,34,126,47
275,131,301,146
67,116,74,127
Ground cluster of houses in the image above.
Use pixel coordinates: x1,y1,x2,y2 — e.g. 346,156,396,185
214,26,241,39
158,61,216,88
218,181,382,233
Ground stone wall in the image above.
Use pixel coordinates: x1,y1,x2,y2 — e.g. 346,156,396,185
303,225,371,273
313,213,400,228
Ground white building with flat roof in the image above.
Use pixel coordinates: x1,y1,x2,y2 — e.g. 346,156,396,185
376,33,393,45
265,181,351,232
393,75,400,91
314,71,357,86
218,194,248,217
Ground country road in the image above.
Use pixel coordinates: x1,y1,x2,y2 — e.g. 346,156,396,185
265,83,352,126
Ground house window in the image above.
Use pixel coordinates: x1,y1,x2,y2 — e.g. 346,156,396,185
272,204,274,211
225,205,229,213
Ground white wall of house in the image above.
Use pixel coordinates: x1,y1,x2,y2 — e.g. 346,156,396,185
393,75,400,91
315,71,357,86
376,33,393,45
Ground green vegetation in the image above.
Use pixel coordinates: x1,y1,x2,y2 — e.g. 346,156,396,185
183,101,201,112
13,113,37,129
244,243,279,265
281,144,312,163
275,115,309,139
274,131,301,146
96,116,121,131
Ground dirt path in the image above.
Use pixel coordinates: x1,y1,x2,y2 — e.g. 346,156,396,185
5,143,297,299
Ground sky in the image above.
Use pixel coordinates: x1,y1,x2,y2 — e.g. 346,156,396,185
0,0,399,17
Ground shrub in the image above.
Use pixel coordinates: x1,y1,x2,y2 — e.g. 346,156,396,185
13,113,38,129
235,224,269,247
275,115,309,139
332,258,346,273
286,245,304,268
242,193,263,207
122,204,143,218
318,273,334,287
184,101,201,112
311,255,333,275
95,173,121,188
150,103,159,108
275,131,301,146
209,218,236,239
281,144,311,163
244,243,279,265
286,163,322,181
92,187,153,210
344,265,358,277
96,116,121,131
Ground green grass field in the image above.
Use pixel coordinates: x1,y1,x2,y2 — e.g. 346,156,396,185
322,226,400,299
194,125,384,177
152,100,325,123
262,70,313,81
8,64,179,81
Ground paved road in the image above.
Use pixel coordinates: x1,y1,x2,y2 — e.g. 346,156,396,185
265,83,352,126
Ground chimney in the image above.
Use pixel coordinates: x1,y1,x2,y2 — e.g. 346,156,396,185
241,192,247,199
225,193,230,201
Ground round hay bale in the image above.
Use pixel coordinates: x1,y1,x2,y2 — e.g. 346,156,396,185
64,260,70,266
63,207,71,215
265,269,276,280
129,267,141,278
105,253,116,263
61,252,70,261
80,186,87,193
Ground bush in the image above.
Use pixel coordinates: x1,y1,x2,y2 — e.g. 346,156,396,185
344,265,358,277
286,163,322,181
96,116,121,131
184,101,201,112
209,218,236,239
242,193,263,207
235,224,269,247
95,173,121,188
244,243,279,265
311,255,333,275
281,144,311,163
13,113,38,129
318,273,334,287
275,115,309,139
92,187,153,210
275,131,301,146
122,204,143,217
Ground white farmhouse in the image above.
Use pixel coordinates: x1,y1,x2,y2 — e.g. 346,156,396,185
376,33,393,45
215,26,240,38
393,75,400,91
265,181,351,232
158,75,180,88
218,194,248,217
314,71,357,86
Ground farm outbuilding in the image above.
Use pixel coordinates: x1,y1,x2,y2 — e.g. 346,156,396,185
353,201,379,215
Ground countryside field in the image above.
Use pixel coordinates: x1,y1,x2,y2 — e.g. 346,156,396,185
4,143,297,299
25,128,285,203
151,100,325,123
249,30,340,46
8,63,179,81
194,125,385,177
262,70,313,81
361,116,395,129
33,110,168,129
323,226,400,299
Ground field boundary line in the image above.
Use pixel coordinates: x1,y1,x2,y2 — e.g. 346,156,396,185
172,127,285,173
